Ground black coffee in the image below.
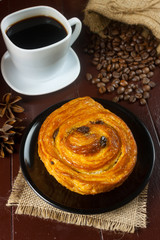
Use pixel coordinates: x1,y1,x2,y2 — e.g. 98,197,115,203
6,15,67,49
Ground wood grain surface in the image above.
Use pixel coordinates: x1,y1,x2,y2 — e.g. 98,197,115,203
0,0,160,239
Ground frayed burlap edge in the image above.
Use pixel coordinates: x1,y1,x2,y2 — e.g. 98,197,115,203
7,169,148,233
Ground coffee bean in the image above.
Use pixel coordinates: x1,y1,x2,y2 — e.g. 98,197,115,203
115,63,120,69
112,83,118,88
136,88,143,94
142,67,149,74
107,51,115,57
119,94,124,100
140,98,147,105
106,73,112,80
146,46,153,52
123,68,130,74
113,71,120,78
100,42,105,49
121,73,128,81
97,82,105,88
125,88,133,95
132,76,140,82
85,20,158,105
138,64,145,69
129,71,136,79
128,83,136,89
149,81,156,88
147,72,154,78
155,59,160,65
113,37,121,43
141,52,149,60
92,78,100,84
102,77,110,83
150,49,156,56
129,65,138,70
99,86,107,94
97,73,103,79
135,93,143,99
121,54,129,59
143,91,150,99
117,86,125,94
131,51,136,58
120,80,128,86
129,95,136,103
124,94,130,101
111,29,119,36
86,73,93,81
119,59,125,64
117,51,124,56
96,63,103,70
112,58,119,63
134,56,141,61
139,73,147,79
112,79,120,84
107,64,111,72
143,85,151,92
142,78,150,84
149,64,156,70
107,85,115,92
112,96,120,102
136,69,142,75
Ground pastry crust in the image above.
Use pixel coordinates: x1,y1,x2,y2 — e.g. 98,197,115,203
38,97,137,195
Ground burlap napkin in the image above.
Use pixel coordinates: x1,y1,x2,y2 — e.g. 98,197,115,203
84,0,160,53
7,169,148,233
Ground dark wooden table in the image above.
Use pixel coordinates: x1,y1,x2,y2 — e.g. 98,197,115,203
0,0,160,239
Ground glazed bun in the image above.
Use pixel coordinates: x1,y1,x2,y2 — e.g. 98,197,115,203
38,97,137,195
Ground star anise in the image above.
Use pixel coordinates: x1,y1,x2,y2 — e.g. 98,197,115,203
0,93,24,119
0,118,25,158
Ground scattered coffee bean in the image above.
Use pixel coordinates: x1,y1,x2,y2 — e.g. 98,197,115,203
135,93,143,99
125,88,133,95
143,85,151,92
92,78,100,84
84,20,158,105
141,77,150,84
102,77,110,83
129,95,136,103
107,85,115,92
155,59,160,65
112,96,120,102
97,82,105,88
147,71,154,78
120,80,128,86
149,81,156,88
143,91,150,99
140,98,147,105
86,73,92,81
124,94,130,101
117,86,125,94
99,86,107,94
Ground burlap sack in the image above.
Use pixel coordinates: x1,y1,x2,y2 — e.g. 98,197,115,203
84,0,160,53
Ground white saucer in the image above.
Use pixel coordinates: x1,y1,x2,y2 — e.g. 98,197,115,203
1,48,80,96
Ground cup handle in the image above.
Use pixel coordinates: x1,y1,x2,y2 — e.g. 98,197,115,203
68,17,82,46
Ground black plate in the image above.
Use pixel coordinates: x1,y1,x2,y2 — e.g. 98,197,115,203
20,98,155,214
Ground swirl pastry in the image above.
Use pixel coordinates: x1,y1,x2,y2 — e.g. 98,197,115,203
38,97,137,195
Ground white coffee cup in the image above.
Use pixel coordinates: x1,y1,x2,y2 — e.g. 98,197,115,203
1,6,82,81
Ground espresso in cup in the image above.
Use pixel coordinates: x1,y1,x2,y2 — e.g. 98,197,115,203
1,6,82,81
6,16,67,49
